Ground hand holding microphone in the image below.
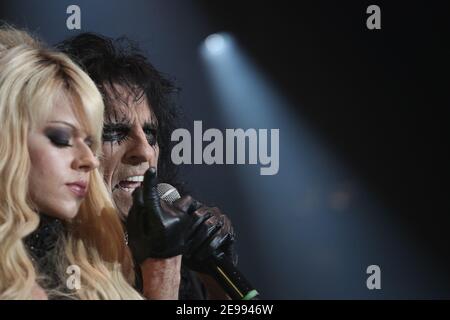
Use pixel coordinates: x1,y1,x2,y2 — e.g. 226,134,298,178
126,167,236,265
127,167,195,262
126,167,258,300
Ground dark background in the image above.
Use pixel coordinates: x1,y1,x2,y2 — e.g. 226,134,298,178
1,0,449,298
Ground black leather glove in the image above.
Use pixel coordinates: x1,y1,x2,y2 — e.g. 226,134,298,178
126,167,238,269
126,168,204,263
183,206,238,274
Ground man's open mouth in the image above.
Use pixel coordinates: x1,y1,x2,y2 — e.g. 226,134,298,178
114,175,144,193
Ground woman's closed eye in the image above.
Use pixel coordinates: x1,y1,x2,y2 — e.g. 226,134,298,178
45,128,72,147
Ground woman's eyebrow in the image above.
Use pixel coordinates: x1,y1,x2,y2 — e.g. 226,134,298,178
48,120,76,131
49,121,96,141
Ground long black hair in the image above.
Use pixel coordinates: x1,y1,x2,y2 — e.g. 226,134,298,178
57,33,184,191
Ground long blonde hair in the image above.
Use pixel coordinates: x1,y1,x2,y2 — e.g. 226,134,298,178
0,26,142,300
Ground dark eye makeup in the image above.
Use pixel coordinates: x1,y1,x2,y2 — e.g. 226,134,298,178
103,122,158,146
45,124,95,150
143,124,158,146
44,127,72,147
102,123,131,145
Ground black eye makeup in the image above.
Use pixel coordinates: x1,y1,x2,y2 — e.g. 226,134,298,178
143,123,158,146
102,122,158,146
45,122,96,151
102,123,131,145
44,127,72,148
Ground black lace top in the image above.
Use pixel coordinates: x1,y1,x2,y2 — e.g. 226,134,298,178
24,214,65,292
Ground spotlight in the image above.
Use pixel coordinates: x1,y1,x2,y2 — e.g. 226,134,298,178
204,33,228,55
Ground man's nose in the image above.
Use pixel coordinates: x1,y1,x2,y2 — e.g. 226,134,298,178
123,127,156,166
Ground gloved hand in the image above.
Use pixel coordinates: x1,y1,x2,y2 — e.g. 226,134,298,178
126,167,238,269
126,167,201,263
183,206,238,274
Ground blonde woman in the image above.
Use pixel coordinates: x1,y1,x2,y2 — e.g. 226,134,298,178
0,26,142,299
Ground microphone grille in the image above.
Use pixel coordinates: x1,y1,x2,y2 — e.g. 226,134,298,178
156,183,181,205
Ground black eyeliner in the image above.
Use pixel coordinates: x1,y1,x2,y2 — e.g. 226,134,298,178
102,123,131,144
142,122,158,146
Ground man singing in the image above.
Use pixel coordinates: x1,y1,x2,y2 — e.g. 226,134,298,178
58,33,237,299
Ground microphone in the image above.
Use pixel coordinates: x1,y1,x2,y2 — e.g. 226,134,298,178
156,183,260,300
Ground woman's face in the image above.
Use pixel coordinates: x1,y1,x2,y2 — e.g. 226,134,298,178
27,93,100,220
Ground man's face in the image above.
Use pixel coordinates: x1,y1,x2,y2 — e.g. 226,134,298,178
101,86,159,220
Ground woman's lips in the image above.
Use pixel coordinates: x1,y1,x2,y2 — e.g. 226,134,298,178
66,182,87,198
